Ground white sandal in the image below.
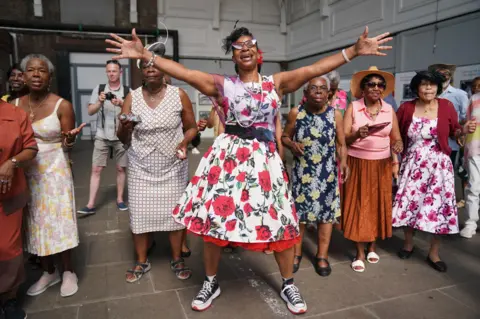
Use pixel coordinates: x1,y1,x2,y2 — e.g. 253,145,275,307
366,252,380,264
351,259,365,273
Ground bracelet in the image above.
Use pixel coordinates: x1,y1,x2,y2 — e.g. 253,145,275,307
341,49,351,63
145,52,156,68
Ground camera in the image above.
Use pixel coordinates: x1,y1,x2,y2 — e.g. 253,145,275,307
105,92,117,101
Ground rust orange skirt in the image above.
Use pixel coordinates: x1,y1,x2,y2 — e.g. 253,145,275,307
341,156,392,242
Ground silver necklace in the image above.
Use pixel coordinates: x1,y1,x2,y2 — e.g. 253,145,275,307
231,74,264,128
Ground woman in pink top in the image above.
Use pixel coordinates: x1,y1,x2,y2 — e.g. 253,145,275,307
342,67,403,273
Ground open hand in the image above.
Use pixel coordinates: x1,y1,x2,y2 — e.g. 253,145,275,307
62,123,86,139
106,29,146,60
354,26,393,57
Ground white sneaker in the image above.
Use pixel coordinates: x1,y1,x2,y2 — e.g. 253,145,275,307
60,271,79,297
192,148,201,154
460,226,476,239
27,271,61,296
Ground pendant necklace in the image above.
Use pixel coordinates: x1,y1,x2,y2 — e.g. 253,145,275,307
28,93,50,121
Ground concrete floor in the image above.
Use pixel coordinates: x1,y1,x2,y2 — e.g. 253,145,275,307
20,139,480,319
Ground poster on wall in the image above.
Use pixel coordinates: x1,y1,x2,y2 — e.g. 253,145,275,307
394,71,416,106
453,64,480,97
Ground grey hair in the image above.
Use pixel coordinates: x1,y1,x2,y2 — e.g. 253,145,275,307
20,54,55,75
326,70,341,85
304,75,330,91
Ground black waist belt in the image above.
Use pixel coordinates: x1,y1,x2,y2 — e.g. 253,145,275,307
225,125,275,143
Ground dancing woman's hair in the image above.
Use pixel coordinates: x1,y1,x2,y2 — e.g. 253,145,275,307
222,26,262,74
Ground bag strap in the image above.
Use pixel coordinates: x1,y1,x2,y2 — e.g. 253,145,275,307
98,84,106,95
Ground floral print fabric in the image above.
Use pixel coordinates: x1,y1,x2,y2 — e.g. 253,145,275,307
292,106,340,224
173,75,299,245
392,116,458,234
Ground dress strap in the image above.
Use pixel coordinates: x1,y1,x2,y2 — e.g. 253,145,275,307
54,98,64,113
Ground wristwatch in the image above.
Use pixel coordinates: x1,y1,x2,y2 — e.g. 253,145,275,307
10,158,19,168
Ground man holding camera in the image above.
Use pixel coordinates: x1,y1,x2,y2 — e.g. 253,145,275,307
78,60,130,215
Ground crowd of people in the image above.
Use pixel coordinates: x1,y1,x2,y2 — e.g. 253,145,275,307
1,24,480,318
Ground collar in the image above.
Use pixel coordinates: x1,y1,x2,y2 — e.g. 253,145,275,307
358,99,388,113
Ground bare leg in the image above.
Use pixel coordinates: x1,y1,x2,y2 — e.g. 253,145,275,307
204,242,222,276
428,235,441,262
274,247,294,279
294,224,306,262
116,165,126,204
366,241,379,262
87,166,104,208
181,229,190,253
169,230,184,261
126,233,149,281
403,227,415,251
355,242,366,261
316,223,333,267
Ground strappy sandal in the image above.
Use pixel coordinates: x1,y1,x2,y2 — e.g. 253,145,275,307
170,258,192,280
293,255,303,274
126,260,151,283
314,257,332,277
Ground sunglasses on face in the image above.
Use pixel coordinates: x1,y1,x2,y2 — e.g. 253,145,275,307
307,85,329,92
366,82,386,89
232,39,257,50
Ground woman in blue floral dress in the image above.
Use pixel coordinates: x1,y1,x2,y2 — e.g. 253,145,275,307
282,76,348,277
107,25,392,315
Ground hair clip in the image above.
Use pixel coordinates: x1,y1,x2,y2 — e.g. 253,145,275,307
233,20,239,29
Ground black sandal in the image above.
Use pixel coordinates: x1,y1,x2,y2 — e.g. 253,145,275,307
293,255,303,274
170,258,192,280
181,247,192,258
314,257,332,277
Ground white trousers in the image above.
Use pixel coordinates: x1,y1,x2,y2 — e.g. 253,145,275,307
464,155,480,229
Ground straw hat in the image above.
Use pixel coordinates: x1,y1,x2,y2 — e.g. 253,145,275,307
350,66,395,99
428,63,456,73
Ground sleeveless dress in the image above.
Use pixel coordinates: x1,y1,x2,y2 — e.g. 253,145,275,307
172,75,299,251
18,98,79,257
392,116,458,234
292,105,340,224
128,85,187,234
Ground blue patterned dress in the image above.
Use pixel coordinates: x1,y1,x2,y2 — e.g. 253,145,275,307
292,105,340,224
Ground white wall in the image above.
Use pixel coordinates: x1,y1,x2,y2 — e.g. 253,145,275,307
158,0,286,61
287,0,480,60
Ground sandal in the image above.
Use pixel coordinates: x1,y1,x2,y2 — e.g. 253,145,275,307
366,251,380,264
314,257,332,277
126,260,151,283
170,258,192,280
351,259,365,273
293,255,302,274
181,247,192,258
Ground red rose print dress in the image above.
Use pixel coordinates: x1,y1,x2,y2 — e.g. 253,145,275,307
172,75,299,251
392,116,458,234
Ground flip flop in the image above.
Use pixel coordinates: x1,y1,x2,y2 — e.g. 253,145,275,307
366,252,380,264
351,259,365,273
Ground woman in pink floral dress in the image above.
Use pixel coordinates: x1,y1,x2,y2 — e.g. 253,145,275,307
393,70,476,272
106,25,392,315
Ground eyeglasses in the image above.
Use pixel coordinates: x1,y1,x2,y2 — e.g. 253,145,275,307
366,82,386,89
232,39,257,50
307,85,329,92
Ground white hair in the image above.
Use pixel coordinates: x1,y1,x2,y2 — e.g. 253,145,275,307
326,70,341,85
20,54,55,75
304,75,330,91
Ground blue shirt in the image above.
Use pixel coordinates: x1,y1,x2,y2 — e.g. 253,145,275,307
384,94,398,111
440,85,469,151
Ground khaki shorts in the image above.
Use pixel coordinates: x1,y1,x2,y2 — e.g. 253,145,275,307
92,138,128,167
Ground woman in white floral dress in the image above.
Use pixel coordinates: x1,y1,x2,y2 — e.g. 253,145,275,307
106,25,392,315
16,54,85,298
393,70,476,272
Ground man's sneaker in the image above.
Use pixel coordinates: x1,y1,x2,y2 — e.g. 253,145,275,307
460,226,477,239
191,276,221,311
117,202,128,211
280,282,307,315
77,206,96,216
192,147,201,154
27,271,61,296
3,299,26,319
